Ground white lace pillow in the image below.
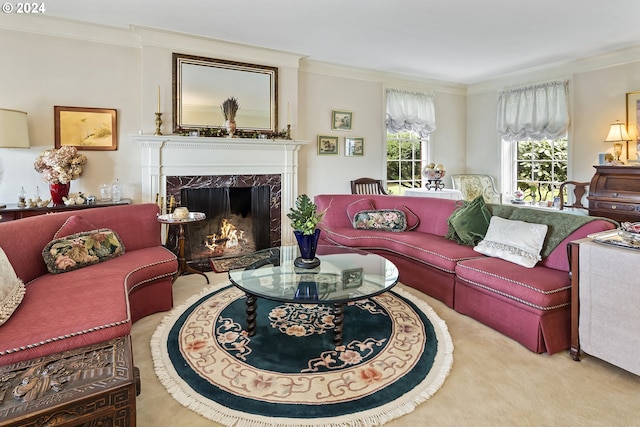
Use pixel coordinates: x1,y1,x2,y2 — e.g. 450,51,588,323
0,247,25,326
474,216,548,268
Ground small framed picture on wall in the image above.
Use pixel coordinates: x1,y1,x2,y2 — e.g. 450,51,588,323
345,137,364,156
331,110,352,131
318,135,339,155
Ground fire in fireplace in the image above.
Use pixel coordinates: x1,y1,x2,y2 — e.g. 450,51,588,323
165,174,282,271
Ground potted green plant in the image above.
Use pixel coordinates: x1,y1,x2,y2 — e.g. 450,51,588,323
287,194,325,268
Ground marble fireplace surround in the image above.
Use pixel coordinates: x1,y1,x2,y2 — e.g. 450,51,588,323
132,135,309,245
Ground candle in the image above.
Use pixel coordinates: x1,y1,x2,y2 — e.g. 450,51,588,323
157,85,161,113
287,102,291,125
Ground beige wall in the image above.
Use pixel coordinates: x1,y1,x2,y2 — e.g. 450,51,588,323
1,15,639,206
0,27,141,203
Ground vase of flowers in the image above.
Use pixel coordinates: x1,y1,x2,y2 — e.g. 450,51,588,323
221,96,239,138
287,194,325,269
34,146,87,205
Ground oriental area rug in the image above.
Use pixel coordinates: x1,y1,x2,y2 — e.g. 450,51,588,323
151,283,453,427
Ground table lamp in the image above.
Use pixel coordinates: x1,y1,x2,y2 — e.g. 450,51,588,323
0,108,30,149
604,120,631,161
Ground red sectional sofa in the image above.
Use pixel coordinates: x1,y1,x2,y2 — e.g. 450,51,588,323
0,203,178,366
314,194,616,355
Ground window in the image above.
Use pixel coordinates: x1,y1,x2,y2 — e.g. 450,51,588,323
386,131,429,194
497,81,570,203
385,89,435,195
503,137,568,202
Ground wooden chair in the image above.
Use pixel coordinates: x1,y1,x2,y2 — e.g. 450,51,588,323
559,181,589,211
450,174,501,204
350,178,388,195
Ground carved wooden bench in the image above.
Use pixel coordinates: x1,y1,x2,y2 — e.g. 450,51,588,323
0,336,138,427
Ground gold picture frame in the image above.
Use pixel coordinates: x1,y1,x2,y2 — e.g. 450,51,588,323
54,106,117,151
345,137,364,156
626,91,640,160
331,110,352,131
318,135,339,155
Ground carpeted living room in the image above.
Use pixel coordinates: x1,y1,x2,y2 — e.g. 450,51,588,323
1,1,640,426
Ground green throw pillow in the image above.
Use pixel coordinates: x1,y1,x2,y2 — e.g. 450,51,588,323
353,210,407,232
43,228,125,274
445,196,492,246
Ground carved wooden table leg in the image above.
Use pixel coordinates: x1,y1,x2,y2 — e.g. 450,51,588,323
245,293,257,337
333,303,345,346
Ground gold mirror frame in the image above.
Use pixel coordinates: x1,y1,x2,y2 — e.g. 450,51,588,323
172,53,278,134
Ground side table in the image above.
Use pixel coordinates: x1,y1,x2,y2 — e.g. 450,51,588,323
569,238,640,375
157,212,210,284
404,188,463,200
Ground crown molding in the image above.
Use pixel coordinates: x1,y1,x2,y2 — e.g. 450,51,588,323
468,44,640,95
0,15,304,68
299,59,467,96
0,14,139,47
131,26,304,68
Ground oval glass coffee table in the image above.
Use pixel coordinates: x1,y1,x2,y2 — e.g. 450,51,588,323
228,245,399,346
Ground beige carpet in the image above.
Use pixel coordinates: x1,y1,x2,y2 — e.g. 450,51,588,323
132,272,640,426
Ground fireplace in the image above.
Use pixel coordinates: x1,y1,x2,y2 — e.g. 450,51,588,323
165,174,281,269
133,134,308,255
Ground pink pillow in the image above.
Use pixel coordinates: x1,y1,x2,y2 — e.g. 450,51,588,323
346,198,375,221
53,215,98,238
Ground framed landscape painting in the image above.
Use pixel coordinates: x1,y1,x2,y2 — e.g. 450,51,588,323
331,110,352,131
345,137,364,156
54,106,118,151
318,135,339,155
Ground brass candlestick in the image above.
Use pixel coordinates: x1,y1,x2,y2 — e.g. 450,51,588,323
286,124,292,140
154,112,163,136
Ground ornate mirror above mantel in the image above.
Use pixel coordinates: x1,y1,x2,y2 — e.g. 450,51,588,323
172,53,278,135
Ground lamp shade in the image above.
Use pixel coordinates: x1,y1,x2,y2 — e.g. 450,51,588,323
604,120,631,142
0,108,30,148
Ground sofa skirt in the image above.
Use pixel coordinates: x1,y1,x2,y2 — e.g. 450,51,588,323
454,276,571,354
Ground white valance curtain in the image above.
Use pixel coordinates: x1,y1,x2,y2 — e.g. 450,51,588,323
496,80,570,142
386,89,436,138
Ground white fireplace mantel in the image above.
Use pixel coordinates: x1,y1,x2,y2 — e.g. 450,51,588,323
131,135,309,244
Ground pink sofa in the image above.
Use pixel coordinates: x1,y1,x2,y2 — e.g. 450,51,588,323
314,194,616,354
0,203,178,366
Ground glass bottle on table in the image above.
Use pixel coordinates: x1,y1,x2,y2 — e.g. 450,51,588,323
100,184,111,201
111,179,122,203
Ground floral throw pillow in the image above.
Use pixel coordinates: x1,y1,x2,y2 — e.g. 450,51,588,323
353,210,407,232
43,229,125,274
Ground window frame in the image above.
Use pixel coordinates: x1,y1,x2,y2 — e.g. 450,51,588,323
501,136,568,202
385,130,431,195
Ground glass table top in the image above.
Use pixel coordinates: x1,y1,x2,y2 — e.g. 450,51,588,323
227,245,399,304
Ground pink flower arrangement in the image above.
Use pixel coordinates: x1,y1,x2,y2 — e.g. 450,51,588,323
33,146,87,184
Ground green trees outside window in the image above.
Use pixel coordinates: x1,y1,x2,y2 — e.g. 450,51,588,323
516,138,567,202
386,131,423,194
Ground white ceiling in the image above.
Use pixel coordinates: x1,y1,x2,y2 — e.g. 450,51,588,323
42,0,640,84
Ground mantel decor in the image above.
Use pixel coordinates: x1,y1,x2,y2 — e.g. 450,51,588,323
54,106,117,151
